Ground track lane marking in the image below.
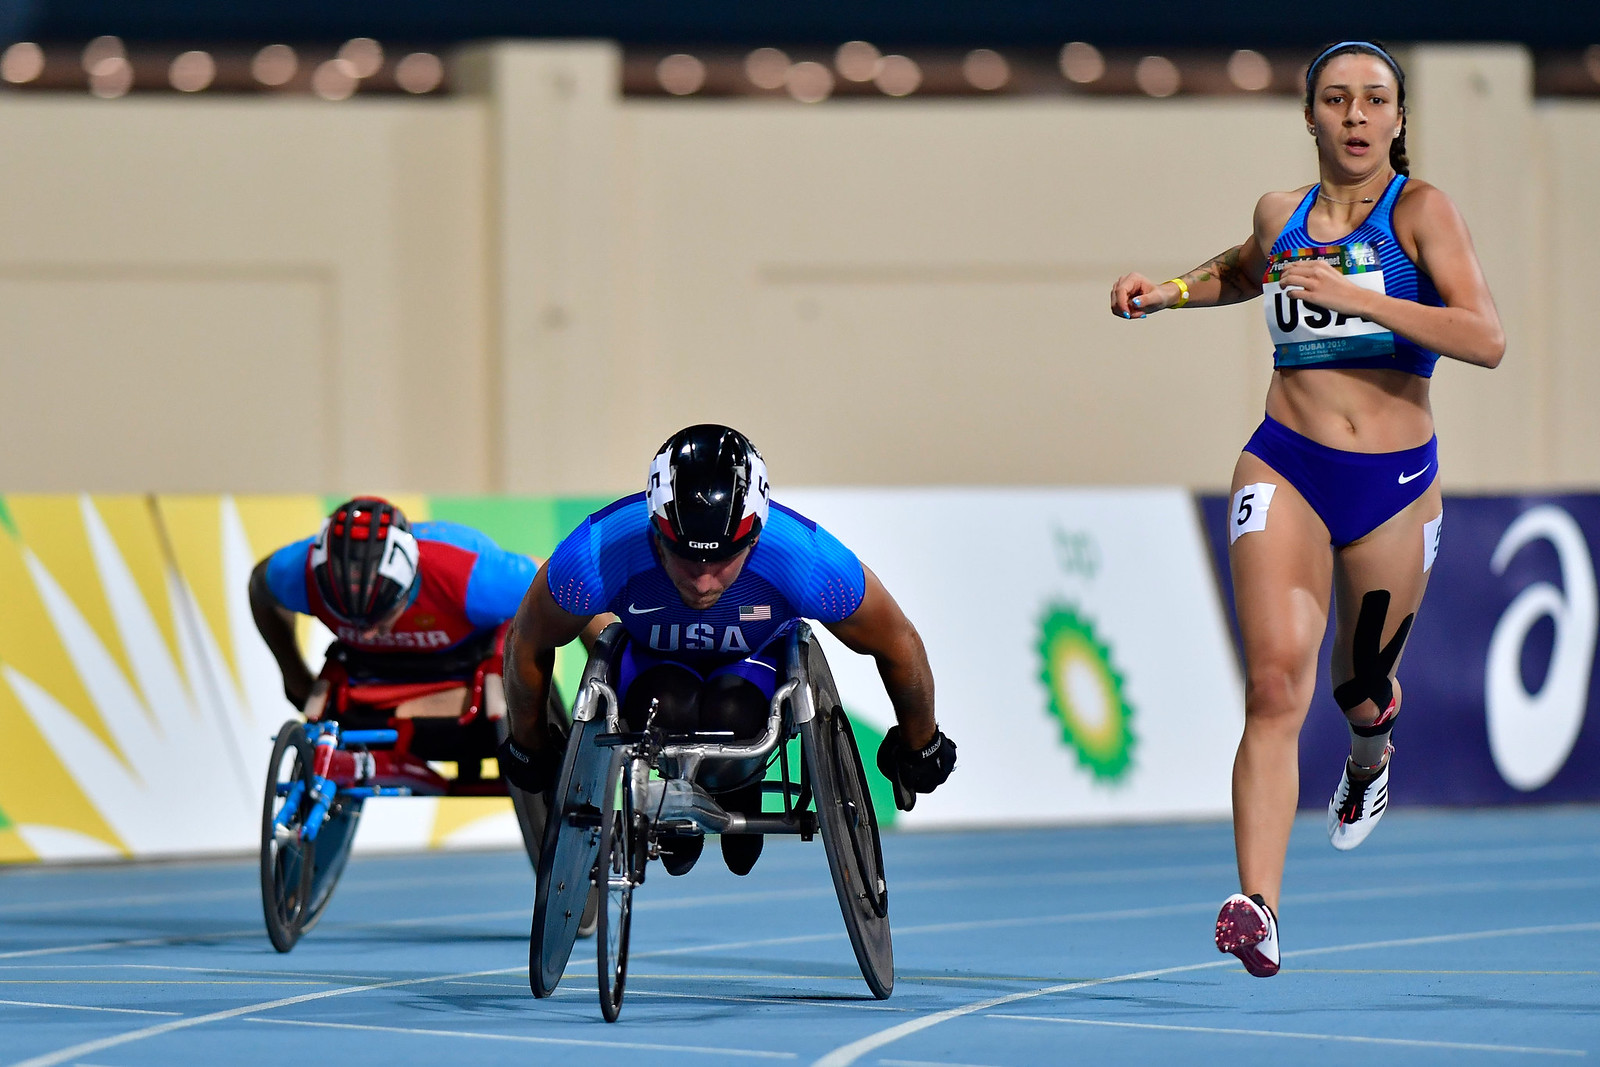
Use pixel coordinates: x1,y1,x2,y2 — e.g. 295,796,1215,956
8,966,523,1067
241,1017,796,1058
9,833,1594,919
0,930,261,961
985,1014,1588,1057
810,920,1600,1067
0,999,179,1017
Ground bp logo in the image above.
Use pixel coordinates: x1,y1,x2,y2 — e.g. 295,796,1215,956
1037,604,1135,781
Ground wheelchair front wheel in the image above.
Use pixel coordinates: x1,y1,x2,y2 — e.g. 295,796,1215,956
595,752,640,1022
261,721,317,953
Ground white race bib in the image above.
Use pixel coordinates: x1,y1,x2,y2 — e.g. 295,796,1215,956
1264,242,1395,366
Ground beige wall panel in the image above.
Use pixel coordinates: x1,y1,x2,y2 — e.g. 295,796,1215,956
0,274,327,489
455,42,627,495
1541,103,1600,486
616,98,1307,490
0,97,488,492
1407,47,1545,490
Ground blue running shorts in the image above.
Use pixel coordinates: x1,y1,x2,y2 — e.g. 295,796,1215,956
1242,414,1438,547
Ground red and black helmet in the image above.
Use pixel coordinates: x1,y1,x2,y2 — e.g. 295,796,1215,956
647,425,770,563
310,497,420,626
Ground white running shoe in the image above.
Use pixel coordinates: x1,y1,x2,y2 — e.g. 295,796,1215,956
1328,748,1391,851
1214,893,1279,978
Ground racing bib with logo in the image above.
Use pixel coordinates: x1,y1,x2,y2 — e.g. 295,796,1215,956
1264,242,1396,366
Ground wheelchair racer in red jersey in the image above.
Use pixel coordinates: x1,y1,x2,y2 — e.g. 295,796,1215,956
248,497,551,716
499,424,957,877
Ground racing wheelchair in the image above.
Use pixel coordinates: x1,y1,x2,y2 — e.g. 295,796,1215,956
530,621,892,1021
260,625,584,952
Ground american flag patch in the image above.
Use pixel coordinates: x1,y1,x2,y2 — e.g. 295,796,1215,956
739,605,771,621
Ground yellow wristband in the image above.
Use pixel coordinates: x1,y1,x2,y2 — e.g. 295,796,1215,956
1165,277,1191,309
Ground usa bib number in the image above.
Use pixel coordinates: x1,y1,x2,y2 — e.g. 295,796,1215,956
1264,242,1395,366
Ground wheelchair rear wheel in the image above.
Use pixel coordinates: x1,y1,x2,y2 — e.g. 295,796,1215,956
595,752,641,1022
801,640,894,998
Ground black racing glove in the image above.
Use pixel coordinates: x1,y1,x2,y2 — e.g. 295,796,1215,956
497,733,565,796
875,725,957,812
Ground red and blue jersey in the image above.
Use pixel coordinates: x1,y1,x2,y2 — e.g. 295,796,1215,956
545,493,865,665
264,521,538,654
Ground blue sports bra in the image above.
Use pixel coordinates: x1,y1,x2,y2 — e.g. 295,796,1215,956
1263,174,1444,377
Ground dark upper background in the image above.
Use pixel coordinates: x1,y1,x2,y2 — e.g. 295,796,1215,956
0,0,1596,48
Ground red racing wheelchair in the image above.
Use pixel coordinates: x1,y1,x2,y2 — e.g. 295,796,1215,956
259,623,587,951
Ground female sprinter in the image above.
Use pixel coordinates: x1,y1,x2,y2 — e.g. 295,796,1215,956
1109,41,1503,977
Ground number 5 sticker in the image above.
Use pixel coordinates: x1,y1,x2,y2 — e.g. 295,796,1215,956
1229,482,1277,544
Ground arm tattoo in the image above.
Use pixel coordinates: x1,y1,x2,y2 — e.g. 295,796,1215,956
1183,245,1254,305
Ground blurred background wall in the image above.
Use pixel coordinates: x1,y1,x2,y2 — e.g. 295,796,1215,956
0,34,1595,495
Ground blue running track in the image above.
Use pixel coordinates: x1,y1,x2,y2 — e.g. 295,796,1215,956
3,809,1598,1066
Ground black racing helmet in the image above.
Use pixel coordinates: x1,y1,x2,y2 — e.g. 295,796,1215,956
647,425,770,562
310,497,420,626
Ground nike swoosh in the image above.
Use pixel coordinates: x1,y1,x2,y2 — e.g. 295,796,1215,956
627,603,666,614
1398,464,1432,485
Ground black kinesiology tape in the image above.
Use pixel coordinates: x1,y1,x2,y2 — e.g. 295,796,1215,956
1332,589,1414,715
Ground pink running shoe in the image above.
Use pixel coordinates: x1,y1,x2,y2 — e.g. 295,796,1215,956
1215,893,1280,978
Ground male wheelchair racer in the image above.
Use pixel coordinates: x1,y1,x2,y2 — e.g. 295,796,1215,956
260,625,588,952
530,621,890,1021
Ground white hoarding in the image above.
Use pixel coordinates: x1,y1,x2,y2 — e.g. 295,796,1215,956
782,488,1244,828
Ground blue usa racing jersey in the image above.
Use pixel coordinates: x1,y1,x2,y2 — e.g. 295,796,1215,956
545,493,866,664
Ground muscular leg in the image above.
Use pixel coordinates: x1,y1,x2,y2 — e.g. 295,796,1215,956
1228,453,1333,914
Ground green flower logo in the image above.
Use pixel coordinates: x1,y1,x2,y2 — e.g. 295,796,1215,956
1037,604,1135,781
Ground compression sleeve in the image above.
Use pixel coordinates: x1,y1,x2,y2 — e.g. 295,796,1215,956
463,546,540,629
263,537,315,615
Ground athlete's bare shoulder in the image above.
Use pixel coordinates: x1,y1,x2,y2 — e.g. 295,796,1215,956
1392,177,1453,219
1252,187,1307,247
1391,177,1467,254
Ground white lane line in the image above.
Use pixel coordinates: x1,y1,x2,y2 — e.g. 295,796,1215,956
8,965,522,1067
811,961,1234,1067
0,930,261,961
242,1017,796,1059
631,875,1600,964
10,872,1594,970
0,999,180,1017
985,1014,1587,1057
0,889,257,916
0,964,391,982
1284,922,1600,960
810,920,1600,1067
11,833,1589,921
0,870,535,918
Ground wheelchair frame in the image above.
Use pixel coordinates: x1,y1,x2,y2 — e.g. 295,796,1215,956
529,621,892,1021
259,632,563,953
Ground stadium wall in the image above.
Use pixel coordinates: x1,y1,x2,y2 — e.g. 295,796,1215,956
0,43,1593,499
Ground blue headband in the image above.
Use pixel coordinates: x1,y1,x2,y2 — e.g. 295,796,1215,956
1306,40,1405,94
